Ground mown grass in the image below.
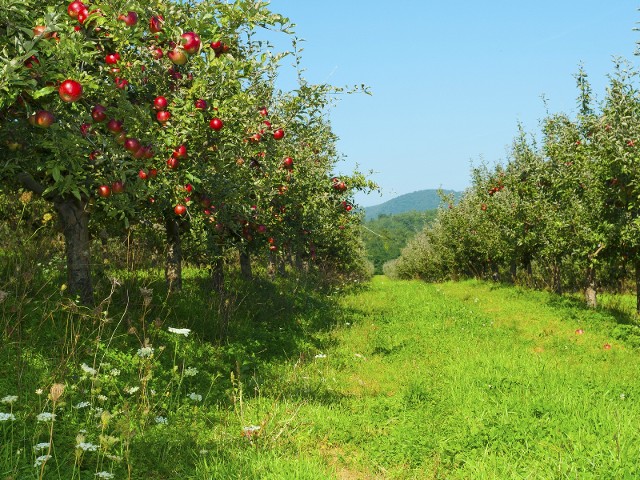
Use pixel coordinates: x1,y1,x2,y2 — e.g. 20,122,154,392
2,272,640,478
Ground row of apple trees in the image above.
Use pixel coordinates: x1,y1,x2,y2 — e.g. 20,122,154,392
391,64,640,312
0,0,375,305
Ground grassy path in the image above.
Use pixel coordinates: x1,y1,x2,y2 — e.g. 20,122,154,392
222,277,640,479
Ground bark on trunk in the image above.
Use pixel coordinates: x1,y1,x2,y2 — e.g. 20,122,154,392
585,267,597,309
54,197,94,305
267,251,276,279
239,250,252,280
509,260,517,283
165,215,182,292
211,257,224,292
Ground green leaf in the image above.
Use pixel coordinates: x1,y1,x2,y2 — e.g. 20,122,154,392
32,86,57,99
51,166,61,183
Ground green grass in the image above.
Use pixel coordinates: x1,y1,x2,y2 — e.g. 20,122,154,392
2,273,640,478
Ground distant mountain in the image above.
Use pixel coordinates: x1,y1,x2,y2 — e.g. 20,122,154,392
364,189,461,220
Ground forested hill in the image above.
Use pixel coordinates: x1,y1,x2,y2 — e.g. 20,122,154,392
364,189,461,219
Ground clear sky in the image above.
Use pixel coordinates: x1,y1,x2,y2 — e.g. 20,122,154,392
267,1,639,207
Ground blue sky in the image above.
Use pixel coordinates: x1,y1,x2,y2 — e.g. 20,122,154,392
267,1,639,206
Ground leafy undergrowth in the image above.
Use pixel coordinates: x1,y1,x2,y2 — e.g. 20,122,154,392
2,274,640,478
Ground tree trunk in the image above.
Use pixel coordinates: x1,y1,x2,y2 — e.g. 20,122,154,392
165,215,182,292
585,267,597,309
509,260,517,283
211,256,224,292
267,251,277,279
239,250,252,280
54,197,94,305
295,253,304,272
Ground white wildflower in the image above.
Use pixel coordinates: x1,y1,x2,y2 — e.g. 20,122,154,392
105,454,122,462
95,472,115,479
184,367,198,377
81,363,97,376
187,392,202,402
1,395,18,404
33,443,50,452
137,347,154,358
109,369,120,377
314,353,327,359
125,386,139,395
33,455,52,467
154,416,168,425
0,412,16,422
168,327,191,337
97,395,108,402
74,401,91,409
76,442,98,452
36,412,56,422
35,389,43,395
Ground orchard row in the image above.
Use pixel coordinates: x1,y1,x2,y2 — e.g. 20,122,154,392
0,0,375,304
392,65,640,312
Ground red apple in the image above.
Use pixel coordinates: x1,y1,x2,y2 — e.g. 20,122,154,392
77,8,89,24
91,104,107,122
181,32,201,55
151,47,163,59
118,11,138,26
172,144,187,158
210,41,222,51
80,123,91,136
174,204,187,216
575,329,584,335
138,169,148,180
114,77,128,89
59,79,83,102
156,110,171,123
195,99,207,110
149,15,164,33
603,343,612,350
89,150,100,161
153,96,168,110
149,168,158,178
273,128,284,140
97,185,111,197
30,110,55,128
67,1,86,18
167,157,180,169
209,117,223,131
184,183,193,193
282,157,294,170
105,52,120,65
258,106,268,116
111,180,124,193
123,137,141,152
106,119,124,134
168,47,188,65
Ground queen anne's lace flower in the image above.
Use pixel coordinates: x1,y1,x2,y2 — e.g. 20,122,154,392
184,367,198,377
76,442,98,452
33,442,50,452
0,412,16,422
1,395,18,404
168,327,191,336
187,392,202,402
95,472,115,479
81,363,97,375
137,347,154,358
36,412,56,422
34,455,52,467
